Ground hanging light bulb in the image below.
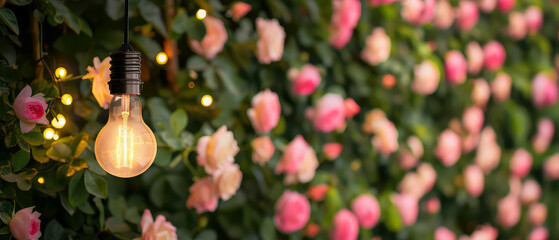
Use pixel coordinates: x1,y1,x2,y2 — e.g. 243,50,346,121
61,94,73,105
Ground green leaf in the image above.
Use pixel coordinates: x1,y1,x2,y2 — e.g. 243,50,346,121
93,198,105,229
8,0,33,6
11,150,30,172
260,218,276,240
47,143,71,161
0,225,9,235
47,0,81,34
147,97,172,132
68,171,88,208
186,56,208,71
172,12,189,35
0,213,11,225
77,200,95,215
137,0,168,37
106,217,131,233
59,193,75,215
149,178,166,208
44,219,65,240
108,196,126,221
131,34,162,60
84,170,107,198
185,16,206,42
154,147,172,167
195,230,217,240
31,146,49,163
105,0,124,21
0,8,19,35
22,131,45,146
170,109,188,135
70,133,88,158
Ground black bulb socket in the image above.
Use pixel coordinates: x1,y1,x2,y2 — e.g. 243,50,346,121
108,47,143,95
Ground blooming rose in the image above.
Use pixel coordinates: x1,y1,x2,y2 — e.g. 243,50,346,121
425,198,440,214
510,149,532,178
361,28,391,65
372,120,399,156
227,2,251,21
362,109,387,134
392,193,418,226
529,203,547,226
456,1,479,31
445,51,467,84
401,0,435,25
399,136,424,170
532,73,558,108
189,16,228,59
491,72,512,101
331,209,359,240
135,210,177,240
213,164,242,200
252,136,275,165
533,118,554,153
412,60,440,95
186,177,218,214
329,0,361,49
83,57,112,109
399,163,436,199
256,18,285,64
344,98,360,118
507,12,527,40
435,129,462,166
521,180,541,205
306,94,346,132
12,85,49,133
323,143,343,160
544,154,559,179
307,184,329,201
463,106,484,134
472,79,491,107
525,7,543,35
9,207,41,240
466,42,484,75
276,136,318,184
470,225,498,240
288,64,321,96
479,0,497,12
433,0,454,29
475,127,501,173
528,227,548,240
464,165,484,197
351,195,381,228
274,190,310,233
483,41,506,71
497,0,515,12
247,89,281,133
196,126,239,174
435,227,456,240
497,194,521,227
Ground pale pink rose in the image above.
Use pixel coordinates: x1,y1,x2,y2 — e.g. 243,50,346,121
401,0,435,25
351,195,381,228
83,57,112,109
425,198,440,214
12,85,49,134
544,154,559,179
247,89,281,133
399,173,425,199
276,136,318,184
525,7,542,35
306,94,346,132
463,106,484,134
362,109,387,134
196,126,239,174
372,120,399,156
369,0,397,6
497,0,515,12
435,130,462,166
256,18,285,64
418,163,437,193
466,42,484,75
189,16,228,59
331,209,359,240
412,60,440,95
521,180,541,205
472,79,491,107
510,149,532,178
497,194,521,227
483,41,506,71
470,225,498,240
307,184,329,201
528,227,548,240
456,1,479,31
135,210,177,240
186,177,218,214
274,190,310,233
491,72,512,102
399,136,424,170
464,165,485,197
227,2,251,21
329,0,361,49
9,207,41,240
479,0,497,12
288,64,321,96
529,203,547,226
507,12,527,40
433,0,454,29
252,136,275,165
533,118,554,154
509,176,523,196
445,51,468,84
213,164,242,200
344,98,360,118
361,28,391,65
435,227,456,240
532,73,558,108
475,127,501,173
392,193,418,226
462,133,479,153
323,143,343,160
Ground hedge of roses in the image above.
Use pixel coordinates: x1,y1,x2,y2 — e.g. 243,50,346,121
1,0,559,239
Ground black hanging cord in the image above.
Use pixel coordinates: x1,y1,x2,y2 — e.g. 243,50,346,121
120,0,134,51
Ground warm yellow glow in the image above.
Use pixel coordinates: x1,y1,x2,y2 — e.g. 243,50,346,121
53,134,59,140
61,94,73,105
37,177,45,184
188,82,195,88
196,9,207,20
43,128,54,140
156,52,168,65
201,95,213,107
95,95,157,178
55,67,67,78
51,114,66,129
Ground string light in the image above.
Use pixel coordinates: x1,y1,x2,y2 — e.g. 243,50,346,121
55,67,67,78
156,52,168,65
37,177,45,184
53,133,59,140
43,128,54,140
51,114,66,129
201,95,213,107
196,9,207,20
188,82,195,88
61,94,73,105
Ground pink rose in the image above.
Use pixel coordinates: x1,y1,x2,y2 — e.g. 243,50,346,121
412,60,440,95
479,0,497,12
305,223,321,238
471,79,491,107
466,42,484,75
525,7,543,35
247,89,281,133
483,41,506,71
491,72,512,101
274,191,310,233
463,106,484,134
521,180,541,205
435,227,456,240
213,163,242,200
227,2,251,21
12,85,49,133
464,165,485,197
497,194,521,227
361,28,391,65
331,209,359,240
425,198,440,214
529,203,547,226
475,127,501,173
401,0,435,25
510,149,532,178
307,184,329,201
276,136,318,184
533,118,554,153
435,130,462,166
372,120,399,156
532,73,558,108
344,98,360,118
136,210,177,240
288,64,321,96
417,163,437,193
497,0,515,12
83,57,112,109
362,109,387,134
256,18,285,64
528,227,548,240
196,126,239,174
392,193,418,226
329,0,361,49
456,1,479,31
306,94,346,132
9,207,41,240
252,136,275,165
186,177,218,214
399,136,424,170
445,51,468,84
351,195,380,228
323,143,343,160
470,225,498,240
399,164,436,199
433,0,454,29
189,16,227,59
507,12,527,40
544,154,559,179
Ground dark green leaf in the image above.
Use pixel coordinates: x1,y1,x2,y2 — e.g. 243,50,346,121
31,146,49,163
170,109,188,135
11,150,30,172
137,0,168,37
131,34,162,60
44,219,64,240
260,218,276,240
93,198,105,229
195,230,217,240
22,131,45,146
8,0,33,5
185,16,206,42
154,147,172,167
68,171,88,208
0,8,19,35
84,170,107,198
47,0,81,34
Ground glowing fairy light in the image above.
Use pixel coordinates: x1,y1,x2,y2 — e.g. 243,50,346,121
61,94,73,105
156,52,168,65
196,9,207,20
53,133,59,140
37,177,45,184
55,67,67,78
201,95,213,107
51,114,66,129
43,128,54,140
188,82,195,88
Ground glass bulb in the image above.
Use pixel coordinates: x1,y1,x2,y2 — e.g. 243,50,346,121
95,95,157,178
